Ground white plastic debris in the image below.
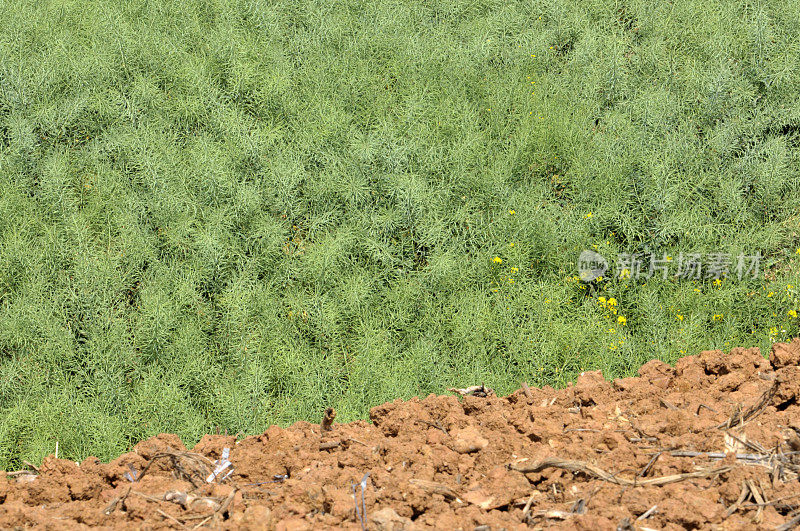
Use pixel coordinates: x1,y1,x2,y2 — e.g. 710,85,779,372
206,447,233,483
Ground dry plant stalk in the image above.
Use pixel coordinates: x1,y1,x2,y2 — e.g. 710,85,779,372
409,479,462,501
717,377,779,429
510,457,732,487
447,384,494,397
137,451,215,488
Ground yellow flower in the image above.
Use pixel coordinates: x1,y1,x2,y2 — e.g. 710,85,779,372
493,257,503,264
693,288,701,293
598,296,607,304
796,248,800,255
767,291,775,297
509,242,515,247
607,298,618,306
509,210,515,215
544,298,551,303
676,314,684,321
617,316,626,325
712,278,722,287
789,310,798,318
584,212,593,219
619,269,631,279
596,276,603,281
608,328,615,333
713,314,723,321
511,267,519,273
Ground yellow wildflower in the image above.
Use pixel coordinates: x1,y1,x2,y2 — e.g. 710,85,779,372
789,310,798,318
607,298,618,306
493,257,503,264
617,316,626,325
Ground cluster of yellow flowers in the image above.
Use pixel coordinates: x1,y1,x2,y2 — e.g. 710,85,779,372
597,296,625,324
490,235,520,292
606,325,626,350
770,326,786,342
597,296,627,349
767,282,799,341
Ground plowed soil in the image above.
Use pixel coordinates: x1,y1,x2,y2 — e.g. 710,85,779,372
3,340,800,530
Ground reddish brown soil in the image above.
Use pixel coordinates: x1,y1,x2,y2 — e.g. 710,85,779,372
3,340,800,530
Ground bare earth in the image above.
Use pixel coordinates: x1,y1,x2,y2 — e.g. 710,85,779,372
3,339,800,530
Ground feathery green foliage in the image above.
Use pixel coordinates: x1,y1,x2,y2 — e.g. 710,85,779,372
0,0,799,468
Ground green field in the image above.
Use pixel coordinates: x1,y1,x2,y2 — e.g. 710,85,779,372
1,0,799,468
